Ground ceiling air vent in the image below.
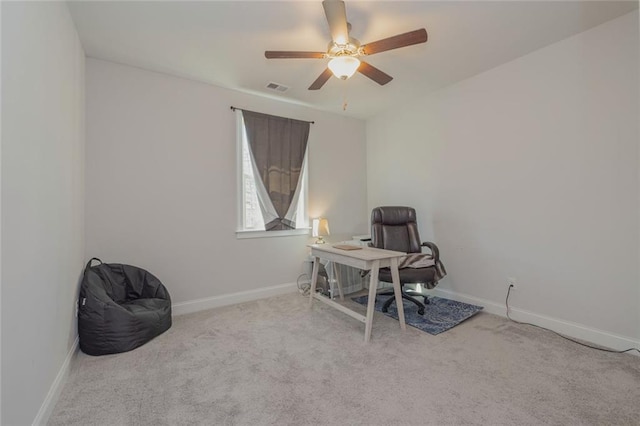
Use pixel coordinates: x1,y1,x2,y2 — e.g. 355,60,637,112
266,82,289,93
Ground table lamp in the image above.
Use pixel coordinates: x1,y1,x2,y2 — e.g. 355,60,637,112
312,218,330,244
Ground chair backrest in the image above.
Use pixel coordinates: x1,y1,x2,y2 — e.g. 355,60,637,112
371,206,422,254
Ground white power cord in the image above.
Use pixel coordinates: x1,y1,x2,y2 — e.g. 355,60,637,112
505,285,639,355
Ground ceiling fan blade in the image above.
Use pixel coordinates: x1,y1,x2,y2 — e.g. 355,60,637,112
265,51,326,59
322,0,349,45
358,61,393,86
361,29,428,56
308,68,334,90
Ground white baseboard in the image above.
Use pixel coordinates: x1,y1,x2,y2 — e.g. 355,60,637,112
32,337,79,426
172,282,298,316
432,288,640,355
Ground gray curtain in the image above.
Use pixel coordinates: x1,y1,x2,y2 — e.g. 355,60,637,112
242,110,310,231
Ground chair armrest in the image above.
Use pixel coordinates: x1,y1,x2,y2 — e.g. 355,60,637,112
421,242,440,261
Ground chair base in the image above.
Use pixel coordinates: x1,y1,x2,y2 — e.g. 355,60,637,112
378,289,429,315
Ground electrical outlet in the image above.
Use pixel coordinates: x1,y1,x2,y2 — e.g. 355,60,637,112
507,277,517,290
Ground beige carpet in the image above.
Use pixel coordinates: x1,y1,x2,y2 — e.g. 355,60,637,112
49,292,640,425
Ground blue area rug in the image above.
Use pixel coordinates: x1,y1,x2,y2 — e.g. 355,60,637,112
352,295,483,335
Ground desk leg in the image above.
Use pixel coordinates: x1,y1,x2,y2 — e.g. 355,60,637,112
390,257,406,331
364,260,380,343
333,262,344,301
308,256,320,308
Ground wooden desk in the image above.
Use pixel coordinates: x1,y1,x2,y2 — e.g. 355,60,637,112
308,244,406,342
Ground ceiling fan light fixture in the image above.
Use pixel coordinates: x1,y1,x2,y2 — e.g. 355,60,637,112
328,56,361,80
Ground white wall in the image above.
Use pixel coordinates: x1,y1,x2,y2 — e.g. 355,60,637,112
367,12,639,343
85,59,367,306
1,2,85,424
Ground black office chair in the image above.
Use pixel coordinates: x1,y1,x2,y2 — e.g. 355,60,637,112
370,206,446,315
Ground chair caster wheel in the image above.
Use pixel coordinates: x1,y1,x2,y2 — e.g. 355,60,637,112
424,297,430,304
418,308,425,315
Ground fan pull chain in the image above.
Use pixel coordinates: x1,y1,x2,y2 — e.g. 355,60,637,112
342,79,349,111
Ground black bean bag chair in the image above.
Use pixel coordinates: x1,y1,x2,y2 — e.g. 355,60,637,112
78,258,172,356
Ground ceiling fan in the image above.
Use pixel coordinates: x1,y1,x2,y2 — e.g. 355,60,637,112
265,0,428,90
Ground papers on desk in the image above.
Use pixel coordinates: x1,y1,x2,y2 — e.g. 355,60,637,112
332,244,363,251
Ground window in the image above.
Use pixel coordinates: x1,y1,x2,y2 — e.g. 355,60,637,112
236,111,309,237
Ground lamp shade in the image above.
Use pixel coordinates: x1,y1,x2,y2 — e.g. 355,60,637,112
312,218,330,243
328,56,361,80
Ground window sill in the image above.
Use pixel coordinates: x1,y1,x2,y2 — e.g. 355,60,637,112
236,228,311,239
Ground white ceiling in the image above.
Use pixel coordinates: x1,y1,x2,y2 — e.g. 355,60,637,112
68,1,638,119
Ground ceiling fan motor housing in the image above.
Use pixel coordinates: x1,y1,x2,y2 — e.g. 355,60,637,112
327,37,361,58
